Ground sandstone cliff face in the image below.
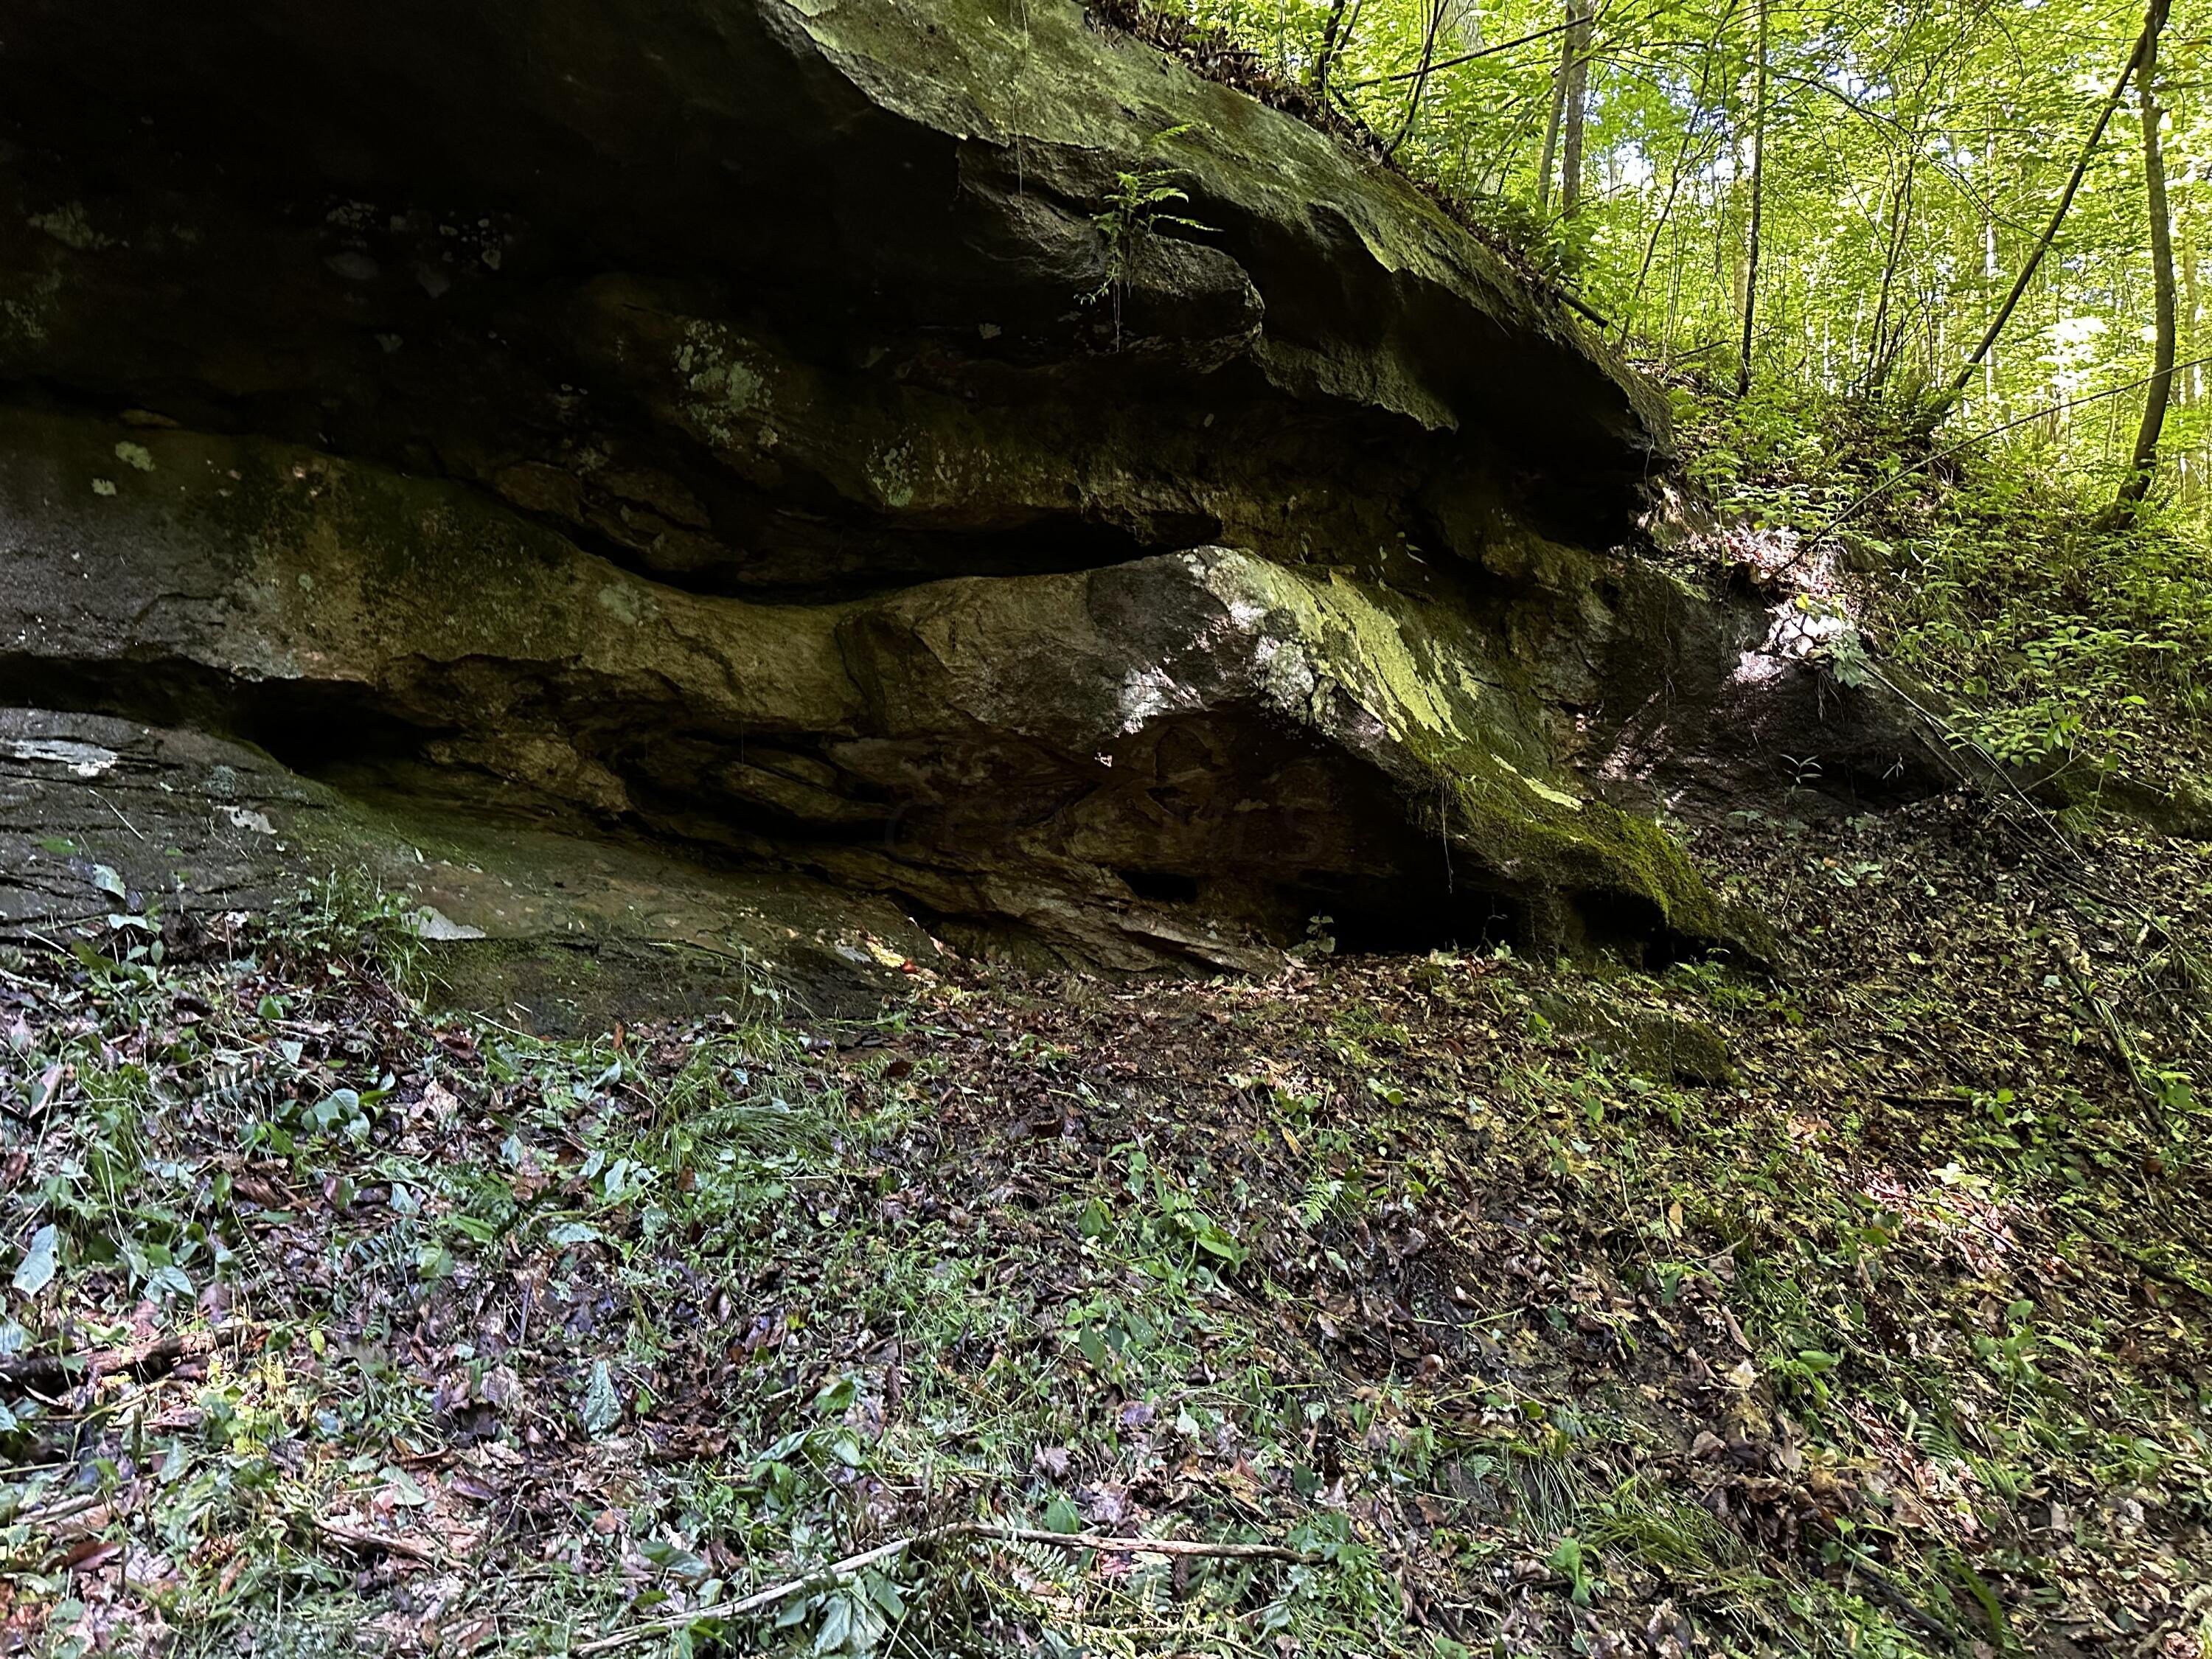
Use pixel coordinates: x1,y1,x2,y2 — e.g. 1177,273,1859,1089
0,0,1915,994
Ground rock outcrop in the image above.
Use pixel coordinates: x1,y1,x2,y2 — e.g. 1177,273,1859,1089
0,0,1930,991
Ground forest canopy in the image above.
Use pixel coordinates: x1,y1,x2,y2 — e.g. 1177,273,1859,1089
1157,0,2200,509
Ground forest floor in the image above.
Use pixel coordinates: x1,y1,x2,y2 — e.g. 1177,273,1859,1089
6,403,2212,1658
4,781,2211,1658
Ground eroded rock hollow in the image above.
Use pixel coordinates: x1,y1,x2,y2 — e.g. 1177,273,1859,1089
0,0,1918,1009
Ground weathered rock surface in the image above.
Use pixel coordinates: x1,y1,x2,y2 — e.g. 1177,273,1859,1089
0,0,1934,995
0,708,932,1027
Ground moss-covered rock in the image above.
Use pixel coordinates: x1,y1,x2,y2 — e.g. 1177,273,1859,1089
0,0,1806,976
0,407,1753,964
1532,987,1740,1085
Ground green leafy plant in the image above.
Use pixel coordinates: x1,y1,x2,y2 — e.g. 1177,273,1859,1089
1090,125,1213,338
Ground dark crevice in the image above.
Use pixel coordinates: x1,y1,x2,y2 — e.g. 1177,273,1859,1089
0,658,445,771
1301,883,1530,955
497,490,1230,604
1566,890,1702,968
0,653,1708,973
1276,870,1714,967
1116,869,1200,904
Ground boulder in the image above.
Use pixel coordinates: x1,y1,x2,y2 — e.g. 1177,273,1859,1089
0,408,1728,967
0,0,1906,988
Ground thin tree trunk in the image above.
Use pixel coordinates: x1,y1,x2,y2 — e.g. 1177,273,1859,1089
1865,149,1921,394
1717,184,1733,350
2180,217,2201,404
1383,0,1450,160
2177,215,2194,409
1475,88,1551,195
1864,55,1943,396
1736,0,1769,397
1312,0,1356,95
1981,208,1998,405
1559,0,1593,216
1621,12,1733,338
1621,120,1718,338
1945,10,2158,404
1536,4,1574,214
2114,0,2177,520
1661,215,1686,371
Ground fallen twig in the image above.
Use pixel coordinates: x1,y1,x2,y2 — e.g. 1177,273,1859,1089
0,1324,262,1391
15,1495,108,1537
573,1522,1323,1654
309,1515,448,1567
1848,1557,1961,1646
973,1526,1320,1562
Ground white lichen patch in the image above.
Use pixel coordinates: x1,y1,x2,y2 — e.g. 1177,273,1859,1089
596,582,646,625
871,440,918,509
1246,633,1321,717
1116,662,1200,733
1733,593,1857,686
405,905,488,942
675,323,768,448
5,737,117,778
1,268,64,347
27,202,111,251
91,478,116,497
114,441,156,472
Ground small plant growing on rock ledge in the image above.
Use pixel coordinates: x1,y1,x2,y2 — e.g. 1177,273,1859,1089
1089,124,1213,344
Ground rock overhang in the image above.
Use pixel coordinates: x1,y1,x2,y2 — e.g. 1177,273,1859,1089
0,0,1778,986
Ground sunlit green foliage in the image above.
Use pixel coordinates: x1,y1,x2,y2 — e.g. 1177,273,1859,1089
1152,0,2208,505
